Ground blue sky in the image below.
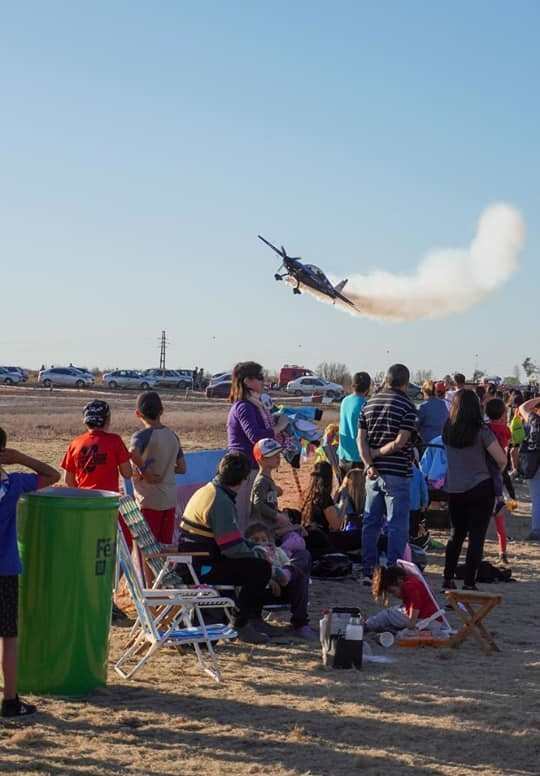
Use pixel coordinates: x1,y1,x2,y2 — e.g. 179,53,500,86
1,1,538,379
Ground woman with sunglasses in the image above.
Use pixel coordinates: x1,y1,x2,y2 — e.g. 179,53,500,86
227,361,275,530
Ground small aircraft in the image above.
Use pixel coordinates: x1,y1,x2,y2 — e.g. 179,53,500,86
257,235,355,307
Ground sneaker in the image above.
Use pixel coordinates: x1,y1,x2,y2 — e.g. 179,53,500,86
441,578,457,591
362,575,373,587
250,619,286,637
289,625,319,642
1,695,37,718
236,623,270,645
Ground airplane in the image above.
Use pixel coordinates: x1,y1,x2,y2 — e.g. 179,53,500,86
257,235,355,307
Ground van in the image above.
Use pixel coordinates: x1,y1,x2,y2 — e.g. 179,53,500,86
278,365,313,389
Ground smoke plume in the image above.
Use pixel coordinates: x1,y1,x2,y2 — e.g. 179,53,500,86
304,203,525,321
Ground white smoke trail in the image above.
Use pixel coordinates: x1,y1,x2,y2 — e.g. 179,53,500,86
299,203,525,321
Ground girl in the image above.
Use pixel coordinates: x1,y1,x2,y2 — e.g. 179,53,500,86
335,467,366,531
301,461,362,558
364,566,441,635
442,390,506,590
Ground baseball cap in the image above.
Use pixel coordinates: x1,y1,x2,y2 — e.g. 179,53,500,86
253,438,283,463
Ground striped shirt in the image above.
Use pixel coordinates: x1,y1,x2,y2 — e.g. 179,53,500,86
358,389,418,477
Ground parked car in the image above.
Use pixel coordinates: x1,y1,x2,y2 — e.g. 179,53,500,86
0,367,24,385
38,367,95,388
142,369,193,389
206,380,231,399
1,366,28,382
102,370,158,390
286,376,344,399
209,371,232,386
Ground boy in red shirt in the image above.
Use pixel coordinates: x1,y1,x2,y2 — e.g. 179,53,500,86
364,566,442,634
61,400,133,547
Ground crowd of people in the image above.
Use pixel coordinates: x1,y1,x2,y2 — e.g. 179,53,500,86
1,360,539,717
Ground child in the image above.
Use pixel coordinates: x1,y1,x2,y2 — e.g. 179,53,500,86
364,565,442,635
249,438,286,528
335,468,366,531
130,391,186,544
61,400,133,492
485,398,515,563
244,522,315,640
0,427,60,717
409,458,429,543
61,399,133,546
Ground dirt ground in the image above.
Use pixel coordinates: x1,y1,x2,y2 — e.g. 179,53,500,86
0,388,539,775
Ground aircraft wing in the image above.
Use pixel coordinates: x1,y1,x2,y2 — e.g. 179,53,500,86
334,279,348,294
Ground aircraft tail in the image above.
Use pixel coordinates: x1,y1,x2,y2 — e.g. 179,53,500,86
334,279,348,294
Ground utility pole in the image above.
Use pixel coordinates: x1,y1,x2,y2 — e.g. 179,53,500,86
159,330,168,372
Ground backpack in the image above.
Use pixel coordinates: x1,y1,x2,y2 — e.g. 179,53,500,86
311,553,353,579
519,414,540,479
456,561,513,583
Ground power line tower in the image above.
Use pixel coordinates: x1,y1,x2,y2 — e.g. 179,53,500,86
158,330,169,372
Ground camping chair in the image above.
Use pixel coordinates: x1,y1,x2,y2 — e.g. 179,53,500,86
396,559,452,633
114,531,237,682
444,590,502,655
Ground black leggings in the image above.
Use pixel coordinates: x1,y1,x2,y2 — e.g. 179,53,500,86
444,479,495,587
305,527,362,560
199,556,271,626
502,466,516,500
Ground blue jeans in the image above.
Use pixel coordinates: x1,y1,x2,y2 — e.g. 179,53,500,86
362,474,411,575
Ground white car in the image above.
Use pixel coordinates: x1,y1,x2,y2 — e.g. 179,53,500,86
103,370,158,390
0,367,24,385
142,369,193,389
286,376,344,398
38,367,95,388
209,371,232,386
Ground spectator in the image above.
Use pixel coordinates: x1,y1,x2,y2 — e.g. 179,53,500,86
130,391,186,545
301,461,362,558
249,438,286,528
337,371,371,478
442,390,506,590
358,363,418,584
445,372,466,409
245,522,315,640
518,397,540,541
61,400,133,545
0,427,60,717
227,362,275,531
178,452,273,644
417,380,449,446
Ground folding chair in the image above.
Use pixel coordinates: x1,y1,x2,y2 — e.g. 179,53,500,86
396,559,453,633
118,495,219,593
445,590,502,654
114,531,237,682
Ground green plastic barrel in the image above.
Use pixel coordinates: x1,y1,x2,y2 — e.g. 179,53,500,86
17,487,119,696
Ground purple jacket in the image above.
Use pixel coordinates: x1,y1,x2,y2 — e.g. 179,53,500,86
227,400,274,469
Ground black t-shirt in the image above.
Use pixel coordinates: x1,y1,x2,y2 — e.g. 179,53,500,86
309,493,335,532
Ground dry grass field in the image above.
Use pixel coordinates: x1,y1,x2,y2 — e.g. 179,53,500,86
0,387,539,776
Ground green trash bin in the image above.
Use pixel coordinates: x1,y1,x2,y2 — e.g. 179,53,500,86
17,487,119,696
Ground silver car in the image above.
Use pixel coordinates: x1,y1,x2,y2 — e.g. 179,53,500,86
143,369,193,389
286,376,344,398
38,367,95,388
0,367,24,385
102,370,158,390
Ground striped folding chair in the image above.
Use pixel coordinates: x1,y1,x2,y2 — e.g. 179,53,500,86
114,531,237,682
